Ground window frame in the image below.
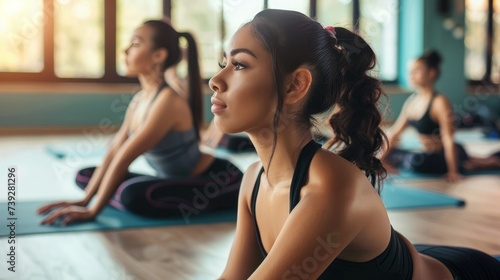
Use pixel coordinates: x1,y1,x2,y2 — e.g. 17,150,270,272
468,0,495,86
0,0,398,84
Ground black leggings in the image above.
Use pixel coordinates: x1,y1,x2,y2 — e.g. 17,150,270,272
76,158,243,218
415,245,500,280
386,143,469,174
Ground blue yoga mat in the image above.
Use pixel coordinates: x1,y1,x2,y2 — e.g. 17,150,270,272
0,182,463,236
391,169,500,180
0,201,236,237
381,182,465,210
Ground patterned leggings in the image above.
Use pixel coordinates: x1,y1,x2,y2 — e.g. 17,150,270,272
76,158,243,218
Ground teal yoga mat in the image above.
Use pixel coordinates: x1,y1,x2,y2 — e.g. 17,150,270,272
0,182,463,236
0,202,236,237
380,181,465,210
391,169,500,180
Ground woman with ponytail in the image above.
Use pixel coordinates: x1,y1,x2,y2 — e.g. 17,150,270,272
210,10,500,279
37,20,243,223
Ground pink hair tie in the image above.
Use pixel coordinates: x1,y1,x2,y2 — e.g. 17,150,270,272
324,26,337,39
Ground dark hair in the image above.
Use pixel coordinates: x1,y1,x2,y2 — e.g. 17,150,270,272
248,9,386,191
417,49,442,79
143,20,203,140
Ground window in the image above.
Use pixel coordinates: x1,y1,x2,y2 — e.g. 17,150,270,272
171,0,221,77
268,0,309,15
172,0,397,82
0,0,398,84
0,0,167,83
316,0,353,28
54,0,104,78
359,0,398,81
465,0,500,83
116,0,163,76
317,0,398,81
0,0,44,73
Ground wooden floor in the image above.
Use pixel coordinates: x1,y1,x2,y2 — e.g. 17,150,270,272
0,131,499,280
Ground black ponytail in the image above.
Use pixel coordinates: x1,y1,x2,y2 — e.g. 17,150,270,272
324,27,387,190
178,32,203,141
249,10,387,191
143,20,203,141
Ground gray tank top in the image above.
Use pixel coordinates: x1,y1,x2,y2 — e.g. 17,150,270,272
133,82,201,178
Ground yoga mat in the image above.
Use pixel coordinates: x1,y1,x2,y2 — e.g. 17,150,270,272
0,182,463,236
496,256,500,262
390,169,500,180
380,182,465,210
0,201,236,237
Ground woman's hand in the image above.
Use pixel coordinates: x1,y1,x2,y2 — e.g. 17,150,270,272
36,200,87,215
39,205,97,226
445,172,463,183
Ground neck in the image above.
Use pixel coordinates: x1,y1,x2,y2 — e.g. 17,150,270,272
138,71,165,96
247,124,313,186
417,85,434,96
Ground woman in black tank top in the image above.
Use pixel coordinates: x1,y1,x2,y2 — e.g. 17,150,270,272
382,50,500,182
210,9,500,280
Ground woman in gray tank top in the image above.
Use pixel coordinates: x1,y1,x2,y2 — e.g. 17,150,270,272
37,20,243,224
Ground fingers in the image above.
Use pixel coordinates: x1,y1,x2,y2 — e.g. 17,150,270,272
40,208,69,225
60,214,74,226
36,202,66,214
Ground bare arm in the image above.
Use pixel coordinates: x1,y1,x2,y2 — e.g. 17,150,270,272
383,98,410,157
88,89,181,215
433,95,461,181
80,98,138,205
37,95,138,215
218,162,265,280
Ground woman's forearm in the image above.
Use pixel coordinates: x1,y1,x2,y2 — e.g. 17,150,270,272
81,147,120,204
83,155,112,205
443,140,459,174
87,159,129,216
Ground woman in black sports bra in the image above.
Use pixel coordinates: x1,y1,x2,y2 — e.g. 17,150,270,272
209,9,500,279
383,50,500,182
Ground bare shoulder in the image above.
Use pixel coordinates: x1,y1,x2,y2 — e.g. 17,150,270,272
149,87,191,126
155,87,186,108
433,94,451,107
308,148,370,195
432,94,453,114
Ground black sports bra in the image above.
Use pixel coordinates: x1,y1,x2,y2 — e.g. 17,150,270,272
250,141,413,279
407,94,440,135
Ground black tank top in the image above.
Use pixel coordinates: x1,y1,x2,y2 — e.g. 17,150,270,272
250,140,413,279
407,93,440,135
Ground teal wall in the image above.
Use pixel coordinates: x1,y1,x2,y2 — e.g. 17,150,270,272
0,91,215,128
0,93,131,127
1,0,499,130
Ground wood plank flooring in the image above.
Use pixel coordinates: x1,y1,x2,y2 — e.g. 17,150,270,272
0,131,499,279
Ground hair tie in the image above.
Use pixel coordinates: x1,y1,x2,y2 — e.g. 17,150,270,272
325,26,337,39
